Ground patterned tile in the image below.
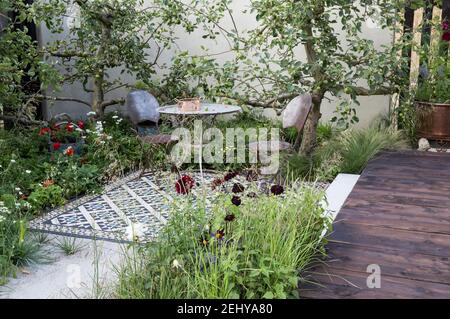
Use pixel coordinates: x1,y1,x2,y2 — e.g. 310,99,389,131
29,171,226,243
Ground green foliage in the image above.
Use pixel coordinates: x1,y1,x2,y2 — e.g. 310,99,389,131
0,201,48,284
283,123,409,181
415,15,450,104
115,182,329,299
28,185,65,213
55,237,83,256
0,0,61,118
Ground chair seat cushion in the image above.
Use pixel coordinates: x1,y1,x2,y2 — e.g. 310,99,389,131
140,135,178,145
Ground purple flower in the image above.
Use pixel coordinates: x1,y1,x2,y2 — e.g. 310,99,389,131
419,64,429,79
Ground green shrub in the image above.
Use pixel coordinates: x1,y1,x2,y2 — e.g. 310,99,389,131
0,201,47,284
28,185,65,214
115,182,329,299
283,124,409,181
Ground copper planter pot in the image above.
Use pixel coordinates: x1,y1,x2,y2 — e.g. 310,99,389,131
416,101,450,141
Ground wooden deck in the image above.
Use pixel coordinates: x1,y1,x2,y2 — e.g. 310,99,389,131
300,150,450,299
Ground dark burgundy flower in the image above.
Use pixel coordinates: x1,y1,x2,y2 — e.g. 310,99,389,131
77,120,85,129
224,171,238,181
224,214,236,222
175,175,195,195
442,32,450,42
270,185,284,196
231,195,242,206
443,21,449,31
232,183,245,193
211,177,224,190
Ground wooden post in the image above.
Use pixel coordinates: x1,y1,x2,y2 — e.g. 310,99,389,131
390,7,405,129
409,8,424,90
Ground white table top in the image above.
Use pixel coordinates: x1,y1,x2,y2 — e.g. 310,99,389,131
158,103,242,116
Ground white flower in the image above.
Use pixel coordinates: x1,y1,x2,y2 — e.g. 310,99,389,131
14,187,20,191
87,111,96,116
106,135,113,140
0,202,9,215
86,129,92,134
112,115,119,119
124,223,147,242
10,159,16,163
25,170,32,174
172,259,183,270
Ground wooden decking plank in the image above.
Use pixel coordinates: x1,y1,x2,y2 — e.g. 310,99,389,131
300,267,450,299
348,187,450,209
329,222,450,257
357,174,450,194
323,242,450,285
336,207,450,235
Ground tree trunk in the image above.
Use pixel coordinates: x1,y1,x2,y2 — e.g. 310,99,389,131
93,72,105,117
299,93,323,156
92,24,110,117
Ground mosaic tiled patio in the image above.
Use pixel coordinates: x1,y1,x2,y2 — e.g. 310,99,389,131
29,171,223,243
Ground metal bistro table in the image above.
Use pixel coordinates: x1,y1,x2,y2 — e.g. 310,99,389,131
158,103,242,126
158,103,242,173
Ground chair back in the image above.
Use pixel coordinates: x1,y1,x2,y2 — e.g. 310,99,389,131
282,94,312,132
126,90,161,136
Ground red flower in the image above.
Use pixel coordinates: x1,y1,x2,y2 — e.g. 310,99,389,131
175,175,195,195
66,123,75,132
39,127,51,136
43,179,55,188
77,120,85,130
64,147,75,157
53,142,61,151
442,32,450,42
443,21,449,31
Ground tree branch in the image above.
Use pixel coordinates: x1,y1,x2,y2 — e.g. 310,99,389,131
0,115,46,126
49,50,90,58
349,85,396,96
34,94,91,107
101,98,125,109
221,92,299,108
